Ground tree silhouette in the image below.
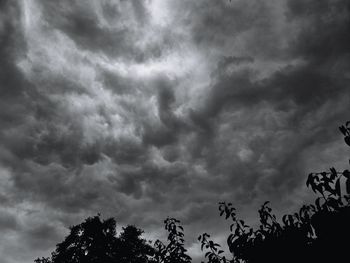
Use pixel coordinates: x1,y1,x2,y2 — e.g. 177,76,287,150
116,225,155,263
34,215,154,263
34,216,191,263
153,218,192,263
49,215,117,263
199,121,350,263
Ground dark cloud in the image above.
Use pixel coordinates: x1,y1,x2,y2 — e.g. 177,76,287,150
142,77,189,147
0,210,19,232
23,223,61,250
0,0,30,130
169,0,290,60
0,0,349,262
288,1,350,61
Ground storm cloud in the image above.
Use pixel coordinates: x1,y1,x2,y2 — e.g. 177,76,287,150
0,0,349,262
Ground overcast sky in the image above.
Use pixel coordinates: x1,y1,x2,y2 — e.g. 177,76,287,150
0,0,350,262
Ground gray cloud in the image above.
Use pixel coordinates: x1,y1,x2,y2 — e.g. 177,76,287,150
0,0,349,262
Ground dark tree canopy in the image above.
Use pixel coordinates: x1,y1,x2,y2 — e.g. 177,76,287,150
116,225,155,263
35,216,191,263
35,215,155,263
35,215,118,263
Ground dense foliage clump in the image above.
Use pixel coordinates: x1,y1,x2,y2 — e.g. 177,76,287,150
35,216,191,263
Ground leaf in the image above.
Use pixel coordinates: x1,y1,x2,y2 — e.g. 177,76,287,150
335,178,341,196
330,167,337,180
294,213,300,221
230,223,234,232
311,183,317,193
225,207,230,219
316,184,324,195
282,215,288,225
343,170,350,179
339,125,347,136
228,233,234,245
346,178,350,194
345,136,350,147
310,204,316,212
327,197,339,210
315,197,322,210
306,173,313,187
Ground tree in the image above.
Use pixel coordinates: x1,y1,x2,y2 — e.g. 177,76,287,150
34,215,154,263
199,121,350,263
50,215,117,263
153,218,192,263
34,215,191,263
116,225,155,263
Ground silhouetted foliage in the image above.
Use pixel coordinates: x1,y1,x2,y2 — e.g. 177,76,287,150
34,215,154,263
339,121,350,147
199,121,350,263
153,218,192,263
45,215,117,263
116,225,155,263
34,216,191,263
34,257,51,263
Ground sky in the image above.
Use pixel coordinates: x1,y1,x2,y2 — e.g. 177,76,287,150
0,0,350,262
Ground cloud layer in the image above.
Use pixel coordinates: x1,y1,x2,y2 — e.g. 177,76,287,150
0,0,349,262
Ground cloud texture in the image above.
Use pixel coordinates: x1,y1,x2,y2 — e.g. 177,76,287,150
0,0,349,262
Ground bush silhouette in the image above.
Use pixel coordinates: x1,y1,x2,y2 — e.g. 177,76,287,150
199,121,350,263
